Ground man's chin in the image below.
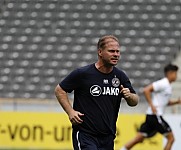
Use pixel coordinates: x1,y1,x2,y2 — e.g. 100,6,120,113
110,62,117,66
104,61,118,67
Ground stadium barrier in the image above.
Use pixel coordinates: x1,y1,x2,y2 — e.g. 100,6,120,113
1,112,180,150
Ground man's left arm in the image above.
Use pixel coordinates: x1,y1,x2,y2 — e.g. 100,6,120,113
167,97,181,106
120,85,139,106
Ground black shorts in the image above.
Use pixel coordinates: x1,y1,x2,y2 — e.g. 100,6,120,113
72,130,115,150
139,115,172,138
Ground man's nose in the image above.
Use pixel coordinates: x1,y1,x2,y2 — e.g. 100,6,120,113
114,51,120,56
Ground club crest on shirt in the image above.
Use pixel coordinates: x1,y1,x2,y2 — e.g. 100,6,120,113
112,77,120,87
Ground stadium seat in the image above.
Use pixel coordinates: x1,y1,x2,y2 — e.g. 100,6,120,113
0,0,180,99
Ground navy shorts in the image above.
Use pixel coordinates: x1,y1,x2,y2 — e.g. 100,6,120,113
72,130,115,150
139,115,172,137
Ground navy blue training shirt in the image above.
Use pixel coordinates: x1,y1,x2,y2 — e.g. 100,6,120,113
59,64,136,136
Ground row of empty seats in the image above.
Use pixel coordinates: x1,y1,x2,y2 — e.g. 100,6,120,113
0,0,180,100
0,37,179,47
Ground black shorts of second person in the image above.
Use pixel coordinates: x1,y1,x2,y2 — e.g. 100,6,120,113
139,115,172,138
72,130,115,150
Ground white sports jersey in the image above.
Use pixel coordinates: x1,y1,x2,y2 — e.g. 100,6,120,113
146,77,172,115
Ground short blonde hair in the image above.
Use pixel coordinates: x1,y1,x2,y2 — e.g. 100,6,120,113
97,35,119,49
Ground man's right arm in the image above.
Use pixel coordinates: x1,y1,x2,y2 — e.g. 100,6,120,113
143,84,157,114
54,84,84,124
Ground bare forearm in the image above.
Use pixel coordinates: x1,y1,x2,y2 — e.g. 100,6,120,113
144,91,153,106
55,85,73,115
168,99,181,106
55,85,84,125
143,85,158,114
143,87,154,107
125,93,139,106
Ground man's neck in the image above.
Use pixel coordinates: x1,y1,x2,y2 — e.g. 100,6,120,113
95,62,113,74
166,76,173,83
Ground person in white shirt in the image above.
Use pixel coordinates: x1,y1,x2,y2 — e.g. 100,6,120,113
121,64,180,150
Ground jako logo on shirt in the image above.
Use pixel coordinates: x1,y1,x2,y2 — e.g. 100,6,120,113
90,85,102,96
90,85,120,96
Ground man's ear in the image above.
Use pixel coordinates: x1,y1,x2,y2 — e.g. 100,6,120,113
98,49,102,57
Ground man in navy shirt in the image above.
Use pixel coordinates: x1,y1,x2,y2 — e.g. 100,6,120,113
55,35,139,150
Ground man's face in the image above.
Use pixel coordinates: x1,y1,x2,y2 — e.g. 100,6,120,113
98,39,120,66
167,71,178,82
